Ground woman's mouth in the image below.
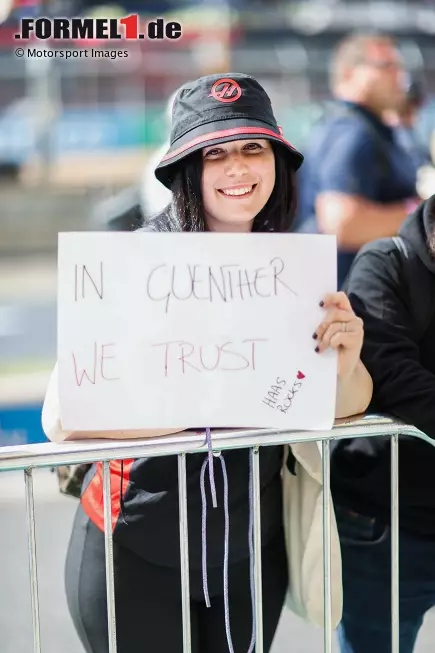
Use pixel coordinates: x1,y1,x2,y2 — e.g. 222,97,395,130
218,184,257,198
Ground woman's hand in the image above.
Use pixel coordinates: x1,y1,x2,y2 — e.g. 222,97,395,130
313,291,364,380
312,291,372,418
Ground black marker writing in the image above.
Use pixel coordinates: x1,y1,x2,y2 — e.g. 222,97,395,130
74,263,104,301
146,260,298,313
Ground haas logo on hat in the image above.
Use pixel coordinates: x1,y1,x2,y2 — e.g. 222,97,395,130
209,78,242,103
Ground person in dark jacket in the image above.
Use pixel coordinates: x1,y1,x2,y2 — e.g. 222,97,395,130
43,73,372,653
331,194,435,653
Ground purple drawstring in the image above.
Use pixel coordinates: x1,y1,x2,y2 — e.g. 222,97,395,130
200,429,256,653
206,427,218,509
200,457,212,608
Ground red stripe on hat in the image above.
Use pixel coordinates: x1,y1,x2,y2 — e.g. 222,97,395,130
160,126,299,163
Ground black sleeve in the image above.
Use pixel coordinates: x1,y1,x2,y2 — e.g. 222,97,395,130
347,249,435,439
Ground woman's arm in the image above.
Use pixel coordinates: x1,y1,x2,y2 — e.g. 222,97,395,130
64,428,186,442
335,359,373,419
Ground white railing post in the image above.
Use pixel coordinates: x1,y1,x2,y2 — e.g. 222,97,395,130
24,468,42,653
251,446,264,653
178,452,192,653
322,439,332,653
103,460,118,653
391,434,400,653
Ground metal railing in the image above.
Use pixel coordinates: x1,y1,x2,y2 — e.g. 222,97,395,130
0,414,431,653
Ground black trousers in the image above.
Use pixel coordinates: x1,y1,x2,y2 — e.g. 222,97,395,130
65,504,288,653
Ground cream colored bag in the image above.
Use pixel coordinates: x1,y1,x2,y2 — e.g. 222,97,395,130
282,442,343,629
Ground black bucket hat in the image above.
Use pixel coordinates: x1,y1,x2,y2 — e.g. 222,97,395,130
155,72,304,189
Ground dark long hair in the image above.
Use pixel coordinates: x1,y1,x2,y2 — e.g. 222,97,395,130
151,143,298,233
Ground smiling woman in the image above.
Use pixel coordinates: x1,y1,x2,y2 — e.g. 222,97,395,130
201,139,276,232
51,72,373,653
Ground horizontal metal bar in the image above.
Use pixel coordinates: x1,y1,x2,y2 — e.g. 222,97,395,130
0,415,430,473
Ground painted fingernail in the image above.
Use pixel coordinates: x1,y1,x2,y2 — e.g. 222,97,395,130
312,332,318,340
315,346,320,353
319,300,324,307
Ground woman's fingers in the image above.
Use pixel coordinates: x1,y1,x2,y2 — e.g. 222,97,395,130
314,292,365,378
320,291,353,312
316,325,360,353
313,308,358,341
312,291,364,360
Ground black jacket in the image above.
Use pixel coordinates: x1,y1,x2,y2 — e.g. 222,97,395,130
331,195,435,536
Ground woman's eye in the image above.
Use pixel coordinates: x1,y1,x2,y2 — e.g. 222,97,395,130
204,149,221,157
244,143,262,151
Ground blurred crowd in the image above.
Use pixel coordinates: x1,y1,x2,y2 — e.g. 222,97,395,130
1,1,435,245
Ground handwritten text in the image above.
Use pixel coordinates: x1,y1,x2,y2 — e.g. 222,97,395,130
153,338,268,376
146,257,297,313
74,263,104,301
262,371,306,413
72,342,120,386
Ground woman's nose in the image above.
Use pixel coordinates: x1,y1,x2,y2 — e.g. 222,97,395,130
224,154,249,177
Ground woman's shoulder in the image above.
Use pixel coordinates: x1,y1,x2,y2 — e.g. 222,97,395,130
136,219,161,233
137,224,157,233
136,207,177,234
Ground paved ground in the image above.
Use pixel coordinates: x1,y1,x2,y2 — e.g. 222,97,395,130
0,469,435,653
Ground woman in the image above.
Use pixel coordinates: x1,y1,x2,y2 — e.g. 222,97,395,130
42,73,372,653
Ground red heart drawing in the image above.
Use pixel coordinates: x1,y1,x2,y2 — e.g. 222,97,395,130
297,371,305,380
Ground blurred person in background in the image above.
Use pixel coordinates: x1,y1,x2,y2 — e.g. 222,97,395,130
387,78,435,203
332,193,435,653
385,77,435,203
294,32,420,289
384,76,431,170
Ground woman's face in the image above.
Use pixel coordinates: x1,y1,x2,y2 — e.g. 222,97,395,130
201,138,275,232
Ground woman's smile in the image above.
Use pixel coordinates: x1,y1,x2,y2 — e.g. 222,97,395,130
217,183,258,199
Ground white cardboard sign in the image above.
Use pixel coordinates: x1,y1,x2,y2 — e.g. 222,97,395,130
57,232,338,431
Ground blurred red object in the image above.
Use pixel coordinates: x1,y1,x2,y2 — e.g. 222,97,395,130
14,0,41,6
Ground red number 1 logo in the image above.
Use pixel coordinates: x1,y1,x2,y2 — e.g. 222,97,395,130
119,14,139,39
